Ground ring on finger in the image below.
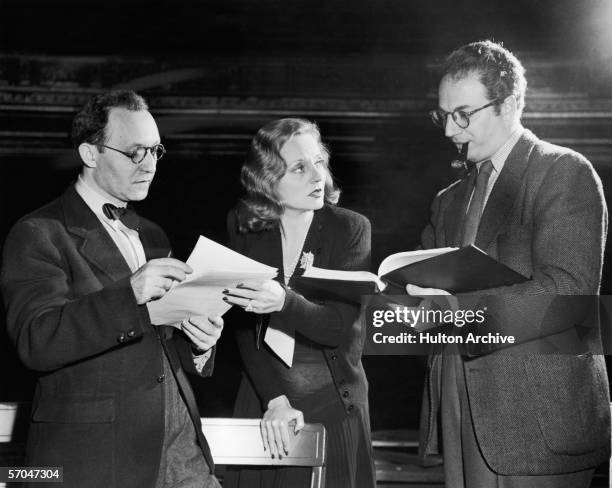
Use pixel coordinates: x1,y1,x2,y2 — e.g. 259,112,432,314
245,299,255,312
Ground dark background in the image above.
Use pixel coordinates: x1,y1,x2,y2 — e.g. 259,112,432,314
2,0,612,432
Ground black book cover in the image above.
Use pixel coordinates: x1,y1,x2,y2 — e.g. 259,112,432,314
291,276,380,304
382,245,528,294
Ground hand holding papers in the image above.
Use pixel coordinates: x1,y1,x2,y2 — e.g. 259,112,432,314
222,279,296,367
147,236,277,325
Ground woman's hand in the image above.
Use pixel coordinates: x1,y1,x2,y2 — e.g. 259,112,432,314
223,280,286,314
260,395,304,458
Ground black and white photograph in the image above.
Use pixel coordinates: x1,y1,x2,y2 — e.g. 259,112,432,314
1,1,611,487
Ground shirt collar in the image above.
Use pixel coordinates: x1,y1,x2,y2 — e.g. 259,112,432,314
75,175,126,225
477,126,524,174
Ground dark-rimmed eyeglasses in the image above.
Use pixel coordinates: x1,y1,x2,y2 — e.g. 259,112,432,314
98,143,166,165
429,100,500,129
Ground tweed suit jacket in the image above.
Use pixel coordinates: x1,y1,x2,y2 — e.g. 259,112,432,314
419,129,611,474
1,185,215,488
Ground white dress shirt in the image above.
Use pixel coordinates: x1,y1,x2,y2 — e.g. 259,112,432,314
74,176,211,371
475,127,524,209
75,175,146,272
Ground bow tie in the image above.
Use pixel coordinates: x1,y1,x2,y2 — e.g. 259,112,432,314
102,203,140,230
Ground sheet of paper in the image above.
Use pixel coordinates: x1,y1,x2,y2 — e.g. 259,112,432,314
147,235,278,326
302,266,386,292
147,287,233,326
377,247,457,277
186,235,277,276
264,326,295,368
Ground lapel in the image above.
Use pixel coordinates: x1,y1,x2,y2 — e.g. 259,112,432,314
62,185,133,283
244,206,327,281
138,222,171,261
475,130,536,251
293,206,326,278
245,226,283,275
445,177,475,247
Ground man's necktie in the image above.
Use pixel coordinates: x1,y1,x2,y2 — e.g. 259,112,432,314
102,203,140,230
460,160,493,246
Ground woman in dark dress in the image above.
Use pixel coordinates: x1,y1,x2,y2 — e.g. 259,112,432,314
223,118,375,488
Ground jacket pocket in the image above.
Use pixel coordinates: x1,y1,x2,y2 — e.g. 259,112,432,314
524,354,609,455
32,398,115,423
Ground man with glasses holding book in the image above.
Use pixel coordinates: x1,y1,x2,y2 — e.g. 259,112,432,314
1,90,223,487
409,40,610,487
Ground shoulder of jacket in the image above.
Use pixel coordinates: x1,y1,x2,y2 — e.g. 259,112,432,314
323,204,370,231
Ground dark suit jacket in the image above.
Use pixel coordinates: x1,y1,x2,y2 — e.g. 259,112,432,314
419,129,611,474
1,185,214,488
227,204,371,414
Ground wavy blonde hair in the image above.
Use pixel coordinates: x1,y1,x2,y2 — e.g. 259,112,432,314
236,118,340,233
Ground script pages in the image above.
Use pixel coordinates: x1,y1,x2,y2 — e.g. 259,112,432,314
377,247,458,280
297,245,528,303
147,235,278,325
298,247,457,301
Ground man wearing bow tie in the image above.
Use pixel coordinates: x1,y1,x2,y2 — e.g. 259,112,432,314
1,90,223,487
409,41,610,487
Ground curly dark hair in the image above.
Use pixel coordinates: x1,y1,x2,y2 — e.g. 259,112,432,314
236,118,340,233
442,40,527,117
71,90,148,148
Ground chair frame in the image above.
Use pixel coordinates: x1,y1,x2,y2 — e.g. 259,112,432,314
202,417,327,488
0,404,327,488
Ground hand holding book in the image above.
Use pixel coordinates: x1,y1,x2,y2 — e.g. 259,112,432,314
293,245,528,304
405,283,460,316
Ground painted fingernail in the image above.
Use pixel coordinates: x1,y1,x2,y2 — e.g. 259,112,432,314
237,283,244,288
222,297,228,302
222,289,229,294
